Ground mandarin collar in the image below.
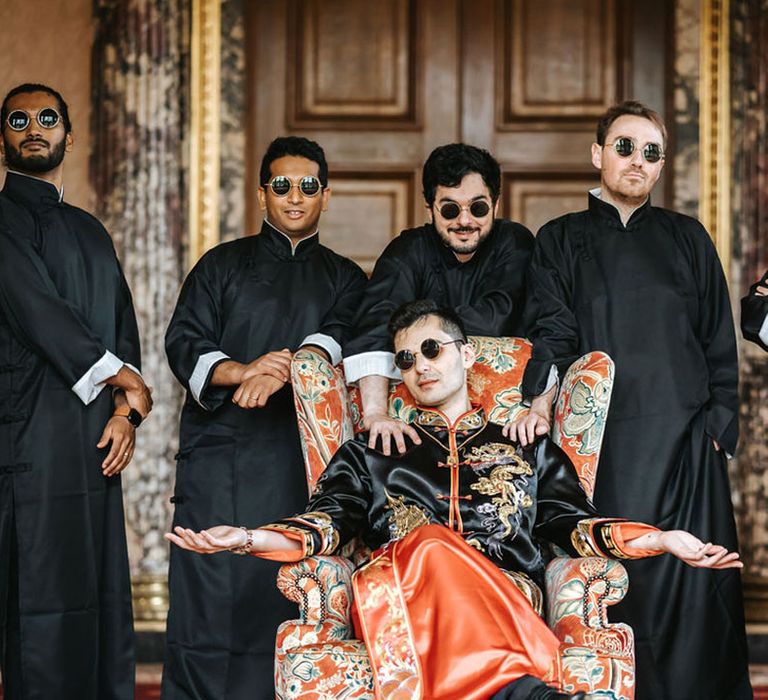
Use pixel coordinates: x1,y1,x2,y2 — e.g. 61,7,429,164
2,170,63,208
260,219,320,259
430,219,501,267
588,188,651,231
415,403,486,433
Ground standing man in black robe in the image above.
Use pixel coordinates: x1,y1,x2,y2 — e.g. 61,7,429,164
343,143,534,454
163,136,367,699
0,84,151,699
510,101,751,699
741,270,768,351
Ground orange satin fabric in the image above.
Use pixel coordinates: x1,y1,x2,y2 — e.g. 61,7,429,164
352,524,561,700
612,522,663,558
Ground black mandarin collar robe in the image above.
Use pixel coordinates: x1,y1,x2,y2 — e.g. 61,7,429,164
163,221,366,699
266,406,629,595
0,171,140,699
342,219,533,380
521,192,751,699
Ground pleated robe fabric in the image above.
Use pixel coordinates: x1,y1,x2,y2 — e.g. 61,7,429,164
0,172,139,699
522,192,752,699
162,222,366,699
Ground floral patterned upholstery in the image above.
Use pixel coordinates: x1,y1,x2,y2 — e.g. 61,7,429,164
280,338,634,700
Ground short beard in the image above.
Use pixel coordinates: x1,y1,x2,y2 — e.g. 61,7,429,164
3,138,66,174
437,225,491,256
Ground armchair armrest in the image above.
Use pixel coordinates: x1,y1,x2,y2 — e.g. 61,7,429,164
276,555,356,647
545,556,633,658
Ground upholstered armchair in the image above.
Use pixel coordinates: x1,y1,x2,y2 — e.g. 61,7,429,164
275,338,634,700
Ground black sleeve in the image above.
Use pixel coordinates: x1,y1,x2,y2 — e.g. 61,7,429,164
343,233,423,358
740,270,768,351
688,221,739,453
262,439,373,556
0,221,109,388
114,261,142,372
453,221,534,336
316,258,368,349
522,220,582,398
165,249,231,411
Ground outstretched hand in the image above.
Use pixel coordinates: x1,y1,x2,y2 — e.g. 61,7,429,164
659,530,743,569
165,525,246,554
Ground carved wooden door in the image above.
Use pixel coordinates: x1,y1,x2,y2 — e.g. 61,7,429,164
247,0,670,271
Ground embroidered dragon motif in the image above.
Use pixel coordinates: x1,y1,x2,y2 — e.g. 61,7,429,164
470,456,534,553
385,490,431,540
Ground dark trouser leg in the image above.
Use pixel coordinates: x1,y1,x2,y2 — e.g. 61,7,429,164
0,493,22,700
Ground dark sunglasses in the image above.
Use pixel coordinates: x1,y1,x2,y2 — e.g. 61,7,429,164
394,338,463,371
266,175,323,197
437,200,491,220
605,137,664,164
6,108,61,132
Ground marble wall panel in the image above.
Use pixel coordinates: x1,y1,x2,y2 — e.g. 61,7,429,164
91,0,190,578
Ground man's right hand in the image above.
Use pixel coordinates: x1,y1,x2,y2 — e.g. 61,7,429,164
232,374,285,409
110,365,153,418
364,413,421,456
241,349,292,384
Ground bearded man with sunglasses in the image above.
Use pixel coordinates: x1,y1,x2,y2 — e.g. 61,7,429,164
343,143,534,457
0,84,151,699
167,299,743,700
511,101,751,699
163,136,366,699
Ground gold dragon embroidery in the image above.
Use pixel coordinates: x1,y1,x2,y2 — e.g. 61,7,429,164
470,456,534,539
385,490,431,540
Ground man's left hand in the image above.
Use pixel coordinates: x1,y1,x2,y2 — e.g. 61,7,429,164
503,409,550,447
634,529,743,569
232,374,285,408
97,416,135,476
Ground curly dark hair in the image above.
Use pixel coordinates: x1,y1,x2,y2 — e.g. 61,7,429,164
422,143,501,207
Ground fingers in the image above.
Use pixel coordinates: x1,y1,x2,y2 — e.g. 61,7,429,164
756,285,768,296
404,424,421,446
96,425,111,449
102,430,135,476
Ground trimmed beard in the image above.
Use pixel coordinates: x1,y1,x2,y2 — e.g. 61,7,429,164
3,138,66,174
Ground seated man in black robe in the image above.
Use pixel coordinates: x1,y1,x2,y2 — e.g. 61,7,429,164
168,300,740,700
342,143,535,456
163,137,367,699
741,270,768,351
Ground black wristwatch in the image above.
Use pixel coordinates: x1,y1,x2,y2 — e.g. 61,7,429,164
115,406,143,428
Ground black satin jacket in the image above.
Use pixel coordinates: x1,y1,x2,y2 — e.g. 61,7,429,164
266,406,629,589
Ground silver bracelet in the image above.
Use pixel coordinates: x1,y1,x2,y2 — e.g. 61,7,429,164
230,526,253,555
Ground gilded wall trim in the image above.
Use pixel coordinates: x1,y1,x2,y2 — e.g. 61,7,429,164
699,0,731,279
189,0,222,266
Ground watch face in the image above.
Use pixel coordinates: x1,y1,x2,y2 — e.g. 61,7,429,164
127,409,143,428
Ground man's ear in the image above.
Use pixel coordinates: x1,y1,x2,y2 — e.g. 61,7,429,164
462,341,475,370
425,201,433,224
321,186,331,212
257,187,267,212
493,198,500,218
64,132,74,153
590,142,603,170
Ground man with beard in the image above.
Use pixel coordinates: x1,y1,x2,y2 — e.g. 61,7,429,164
741,270,768,351
167,300,742,700
0,83,152,699
163,136,366,699
343,143,534,455
510,101,751,699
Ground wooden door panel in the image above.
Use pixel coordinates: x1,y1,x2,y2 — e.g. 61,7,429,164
498,0,618,125
288,0,419,127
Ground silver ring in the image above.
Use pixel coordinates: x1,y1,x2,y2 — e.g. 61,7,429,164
124,452,129,457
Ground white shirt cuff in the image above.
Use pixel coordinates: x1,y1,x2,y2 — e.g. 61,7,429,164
343,351,401,383
300,333,342,366
759,313,768,346
189,350,229,406
544,364,559,396
72,350,124,405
